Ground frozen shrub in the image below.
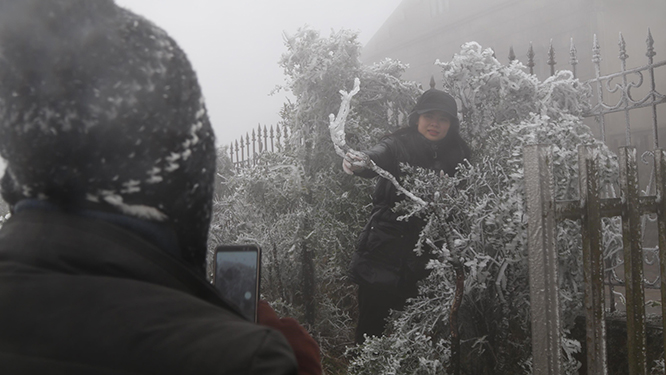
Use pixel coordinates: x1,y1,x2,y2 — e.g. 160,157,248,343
347,42,619,375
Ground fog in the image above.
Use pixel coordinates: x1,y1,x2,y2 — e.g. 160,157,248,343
114,0,403,147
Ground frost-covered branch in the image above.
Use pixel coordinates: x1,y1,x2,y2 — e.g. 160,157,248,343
328,78,427,207
329,77,360,157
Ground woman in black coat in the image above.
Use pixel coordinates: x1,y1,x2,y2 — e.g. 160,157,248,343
343,88,471,344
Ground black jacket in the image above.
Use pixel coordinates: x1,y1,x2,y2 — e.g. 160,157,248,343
350,129,469,294
0,209,298,374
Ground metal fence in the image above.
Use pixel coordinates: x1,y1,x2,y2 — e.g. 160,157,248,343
228,124,290,169
525,30,665,375
525,145,665,375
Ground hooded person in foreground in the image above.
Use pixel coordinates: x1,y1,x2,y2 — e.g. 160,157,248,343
343,85,471,344
0,1,320,373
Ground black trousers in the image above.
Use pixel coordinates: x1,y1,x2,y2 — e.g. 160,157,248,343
355,284,415,344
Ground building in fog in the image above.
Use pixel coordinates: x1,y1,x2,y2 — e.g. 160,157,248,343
362,0,666,150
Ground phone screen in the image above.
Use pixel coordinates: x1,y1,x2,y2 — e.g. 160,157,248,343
213,245,260,322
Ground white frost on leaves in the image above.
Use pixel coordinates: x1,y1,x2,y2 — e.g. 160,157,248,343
101,192,167,221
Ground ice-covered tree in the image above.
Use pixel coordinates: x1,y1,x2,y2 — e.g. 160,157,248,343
210,27,419,372
346,42,620,374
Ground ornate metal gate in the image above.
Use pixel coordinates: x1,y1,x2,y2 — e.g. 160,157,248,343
525,30,665,375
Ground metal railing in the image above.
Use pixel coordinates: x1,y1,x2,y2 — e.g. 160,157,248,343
228,124,290,169
525,145,665,375
583,31,665,148
524,29,665,375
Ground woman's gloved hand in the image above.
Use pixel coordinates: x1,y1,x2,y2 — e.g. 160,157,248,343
342,150,368,175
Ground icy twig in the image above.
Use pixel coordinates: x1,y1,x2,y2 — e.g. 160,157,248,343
329,78,360,157
328,78,427,207
494,260,508,304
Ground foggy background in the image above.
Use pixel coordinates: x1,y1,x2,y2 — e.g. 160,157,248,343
115,0,403,147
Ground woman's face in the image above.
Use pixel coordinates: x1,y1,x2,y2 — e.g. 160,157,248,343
417,111,451,141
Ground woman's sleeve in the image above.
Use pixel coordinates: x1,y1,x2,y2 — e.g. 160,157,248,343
354,138,398,178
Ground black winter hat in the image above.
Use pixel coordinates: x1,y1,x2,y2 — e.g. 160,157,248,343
0,0,216,273
411,89,459,122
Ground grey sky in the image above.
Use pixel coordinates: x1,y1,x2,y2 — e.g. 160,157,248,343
115,0,403,148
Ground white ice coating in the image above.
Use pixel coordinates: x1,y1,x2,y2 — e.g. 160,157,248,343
328,78,360,158
328,78,427,208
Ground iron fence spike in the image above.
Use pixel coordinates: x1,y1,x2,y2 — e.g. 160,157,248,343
527,42,535,75
646,28,656,60
592,34,601,64
619,32,629,62
569,38,578,78
548,39,556,76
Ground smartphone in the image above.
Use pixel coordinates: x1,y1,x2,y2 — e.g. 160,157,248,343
213,244,261,322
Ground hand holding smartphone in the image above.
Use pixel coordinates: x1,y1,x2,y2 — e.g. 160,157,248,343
213,244,261,322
